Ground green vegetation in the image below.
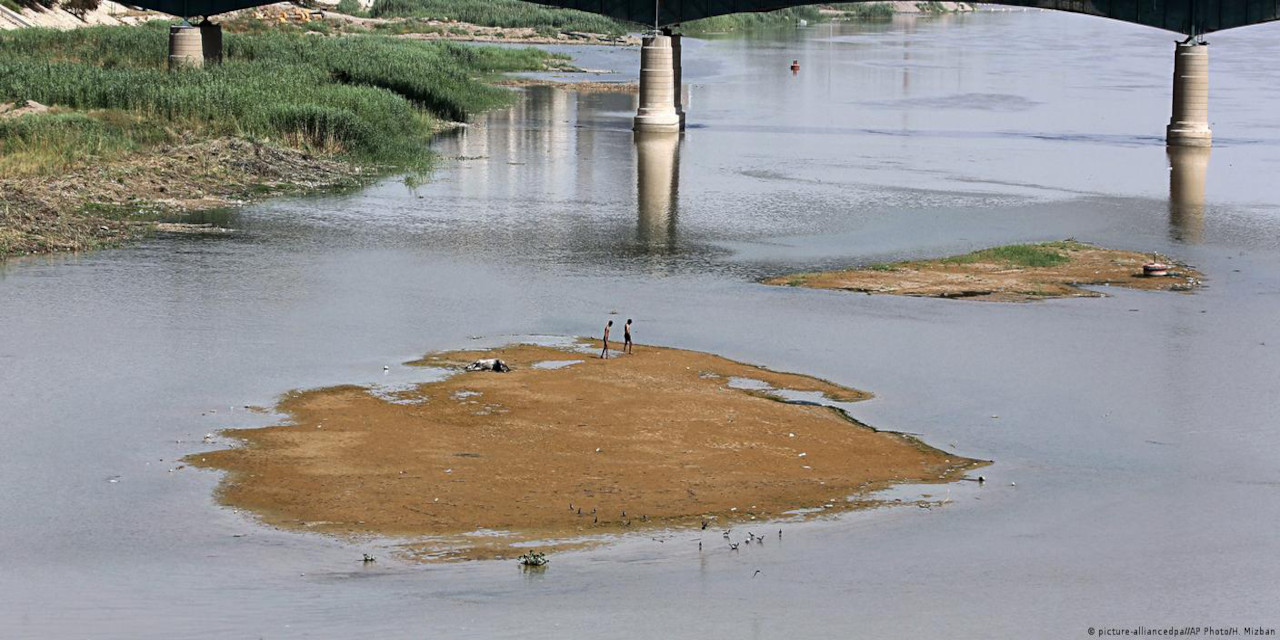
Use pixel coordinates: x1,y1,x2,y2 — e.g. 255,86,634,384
10,0,100,13
0,110,169,176
832,2,896,20
368,0,625,36
940,242,1079,268
517,550,548,567
0,24,559,174
61,0,98,18
682,6,823,34
334,0,365,17
0,23,565,258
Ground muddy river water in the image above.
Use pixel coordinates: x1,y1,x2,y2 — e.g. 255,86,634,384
3,10,1280,638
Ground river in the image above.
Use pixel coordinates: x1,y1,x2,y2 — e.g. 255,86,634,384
2,9,1279,638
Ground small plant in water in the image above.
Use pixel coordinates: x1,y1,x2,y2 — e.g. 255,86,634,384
517,550,548,567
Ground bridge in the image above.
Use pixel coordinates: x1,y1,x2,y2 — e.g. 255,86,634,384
137,0,1280,147
530,1,1279,36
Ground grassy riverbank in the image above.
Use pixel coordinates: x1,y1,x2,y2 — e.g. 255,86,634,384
0,24,561,258
682,7,824,34
343,0,823,39
367,0,625,37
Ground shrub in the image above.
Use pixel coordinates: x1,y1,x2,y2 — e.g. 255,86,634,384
334,0,362,16
62,0,99,18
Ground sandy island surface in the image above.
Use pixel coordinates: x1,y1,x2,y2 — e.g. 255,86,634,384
763,241,1204,302
190,341,983,561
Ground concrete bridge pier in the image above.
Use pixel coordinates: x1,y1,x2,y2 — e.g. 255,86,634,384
1166,41,1211,147
662,28,686,129
633,34,682,134
200,20,223,65
168,21,222,70
168,25,203,70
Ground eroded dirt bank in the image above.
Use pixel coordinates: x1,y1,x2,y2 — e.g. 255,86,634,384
764,241,1204,302
0,137,365,258
190,341,982,561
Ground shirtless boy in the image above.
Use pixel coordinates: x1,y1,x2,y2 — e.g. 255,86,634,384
600,320,612,359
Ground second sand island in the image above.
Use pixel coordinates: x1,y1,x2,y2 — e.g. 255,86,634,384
190,341,982,560
764,241,1203,302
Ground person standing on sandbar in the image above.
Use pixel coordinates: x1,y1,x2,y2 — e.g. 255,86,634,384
600,320,612,359
624,319,633,354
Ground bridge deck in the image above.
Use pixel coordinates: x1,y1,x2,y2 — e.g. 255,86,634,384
531,1,1280,35
126,0,1279,36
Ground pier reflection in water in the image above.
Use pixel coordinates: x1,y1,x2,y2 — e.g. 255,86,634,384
1168,146,1210,243
634,132,681,252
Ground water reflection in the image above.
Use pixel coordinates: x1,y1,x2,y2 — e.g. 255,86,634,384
1168,146,1210,243
635,132,682,252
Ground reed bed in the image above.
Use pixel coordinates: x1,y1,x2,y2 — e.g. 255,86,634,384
367,0,625,36
830,2,896,20
0,24,557,169
681,7,824,34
